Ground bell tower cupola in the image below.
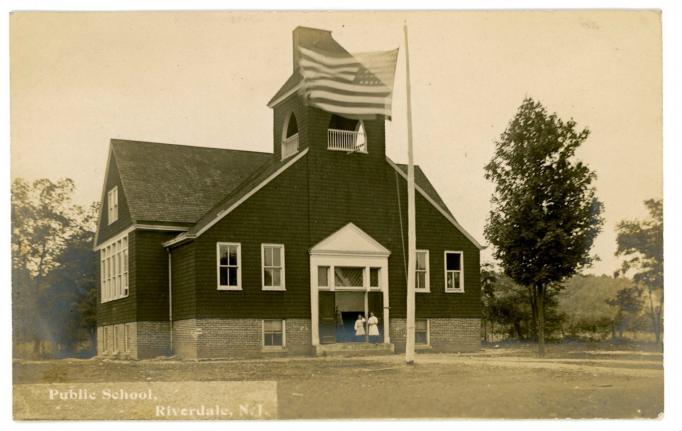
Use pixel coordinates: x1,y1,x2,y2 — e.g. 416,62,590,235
267,27,387,161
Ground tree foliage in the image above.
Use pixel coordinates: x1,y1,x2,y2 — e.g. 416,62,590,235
615,199,663,344
558,275,642,340
484,98,604,355
11,178,99,357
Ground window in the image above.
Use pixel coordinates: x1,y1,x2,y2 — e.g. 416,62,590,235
107,186,118,224
281,113,299,160
334,267,364,288
444,251,464,293
263,320,285,347
318,266,330,287
113,326,119,353
102,328,109,354
369,267,380,288
100,234,128,302
415,319,429,345
124,324,131,353
262,244,285,290
416,250,430,292
217,243,241,290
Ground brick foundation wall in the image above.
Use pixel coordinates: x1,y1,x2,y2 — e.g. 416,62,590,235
390,318,480,353
172,319,199,360
137,321,171,358
172,318,312,359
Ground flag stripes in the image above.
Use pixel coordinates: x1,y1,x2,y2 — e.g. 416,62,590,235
297,46,398,118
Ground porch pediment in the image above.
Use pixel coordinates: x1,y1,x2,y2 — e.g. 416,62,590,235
310,223,390,257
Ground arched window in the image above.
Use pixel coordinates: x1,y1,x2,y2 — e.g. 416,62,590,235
281,112,299,160
327,114,367,153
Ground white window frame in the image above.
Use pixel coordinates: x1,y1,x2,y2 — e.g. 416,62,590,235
416,249,430,293
217,242,242,291
123,324,130,353
262,319,286,348
112,325,119,353
415,318,430,346
444,250,464,293
100,233,129,303
107,186,118,224
369,267,381,289
261,244,286,291
102,328,109,354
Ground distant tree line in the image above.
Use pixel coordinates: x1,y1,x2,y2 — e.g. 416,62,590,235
12,178,98,358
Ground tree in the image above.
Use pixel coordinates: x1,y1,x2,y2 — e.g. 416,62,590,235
11,178,97,357
41,203,99,356
558,275,640,340
484,98,604,356
615,199,663,345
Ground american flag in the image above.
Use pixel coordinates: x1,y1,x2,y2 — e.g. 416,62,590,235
298,46,399,119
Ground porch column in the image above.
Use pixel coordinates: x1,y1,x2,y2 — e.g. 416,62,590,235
310,261,319,346
383,277,390,344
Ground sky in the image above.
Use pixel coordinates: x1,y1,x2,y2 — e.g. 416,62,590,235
10,10,662,276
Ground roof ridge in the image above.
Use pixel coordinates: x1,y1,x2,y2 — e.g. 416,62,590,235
111,138,271,155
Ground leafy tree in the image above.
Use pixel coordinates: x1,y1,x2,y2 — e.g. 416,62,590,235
484,98,604,356
41,203,99,355
11,178,97,357
615,199,663,344
606,286,643,339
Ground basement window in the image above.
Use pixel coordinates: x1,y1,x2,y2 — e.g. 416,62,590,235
415,319,429,345
263,320,285,347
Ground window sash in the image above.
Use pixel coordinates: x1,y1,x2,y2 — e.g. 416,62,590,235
100,234,129,303
262,245,285,290
107,187,118,224
217,243,241,289
444,251,464,292
263,320,285,347
416,250,429,291
415,319,429,345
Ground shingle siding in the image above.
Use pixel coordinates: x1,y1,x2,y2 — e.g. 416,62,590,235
178,99,481,322
96,153,133,246
134,230,177,321
192,157,312,319
170,242,196,321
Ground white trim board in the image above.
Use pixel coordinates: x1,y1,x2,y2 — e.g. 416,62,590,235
267,81,302,108
94,224,189,251
386,157,485,250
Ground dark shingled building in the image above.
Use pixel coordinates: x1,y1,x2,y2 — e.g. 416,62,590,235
94,27,483,359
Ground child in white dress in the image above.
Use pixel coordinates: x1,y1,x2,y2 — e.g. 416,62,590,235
367,312,380,343
354,315,366,339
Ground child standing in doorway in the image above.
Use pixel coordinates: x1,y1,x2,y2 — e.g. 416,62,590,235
367,312,380,344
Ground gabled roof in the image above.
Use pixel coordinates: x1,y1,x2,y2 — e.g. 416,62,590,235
393,162,454,218
387,157,484,250
110,139,272,224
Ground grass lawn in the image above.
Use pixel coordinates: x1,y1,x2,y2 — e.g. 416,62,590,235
13,343,663,419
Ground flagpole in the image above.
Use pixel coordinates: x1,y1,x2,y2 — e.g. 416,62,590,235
403,22,417,365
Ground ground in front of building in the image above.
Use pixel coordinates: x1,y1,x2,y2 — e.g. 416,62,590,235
13,343,663,419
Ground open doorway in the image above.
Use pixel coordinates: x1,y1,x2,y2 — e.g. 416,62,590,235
319,290,384,344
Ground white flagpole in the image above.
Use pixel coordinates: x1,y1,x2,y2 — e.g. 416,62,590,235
403,22,417,365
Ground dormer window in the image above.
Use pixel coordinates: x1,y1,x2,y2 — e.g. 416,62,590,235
107,186,118,224
327,115,367,153
281,112,299,160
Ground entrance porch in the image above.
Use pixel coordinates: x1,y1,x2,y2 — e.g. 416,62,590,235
309,223,392,352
